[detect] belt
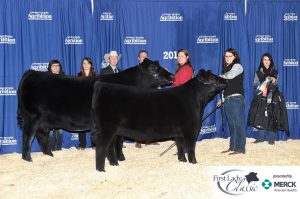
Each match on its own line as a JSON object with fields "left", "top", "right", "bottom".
{"left": 224, "top": 93, "right": 243, "bottom": 100}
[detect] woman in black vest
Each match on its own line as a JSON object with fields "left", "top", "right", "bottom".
{"left": 217, "top": 48, "right": 246, "bottom": 155}
{"left": 249, "top": 53, "right": 279, "bottom": 145}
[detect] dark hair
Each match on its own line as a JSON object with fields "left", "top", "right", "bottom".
{"left": 223, "top": 48, "right": 240, "bottom": 69}
{"left": 259, "top": 53, "right": 275, "bottom": 70}
{"left": 176, "top": 49, "right": 193, "bottom": 72}
{"left": 138, "top": 50, "right": 148, "bottom": 57}
{"left": 48, "top": 59, "right": 64, "bottom": 74}
{"left": 78, "top": 57, "right": 96, "bottom": 77}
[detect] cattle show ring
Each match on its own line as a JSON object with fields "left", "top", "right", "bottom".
{"left": 1, "top": 0, "right": 300, "bottom": 198}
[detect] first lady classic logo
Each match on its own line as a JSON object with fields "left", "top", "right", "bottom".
{"left": 214, "top": 170, "right": 259, "bottom": 195}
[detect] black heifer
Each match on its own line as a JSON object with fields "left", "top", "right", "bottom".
{"left": 17, "top": 59, "right": 173, "bottom": 162}
{"left": 91, "top": 69, "right": 228, "bottom": 172}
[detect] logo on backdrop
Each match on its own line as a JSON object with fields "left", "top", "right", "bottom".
{"left": 160, "top": 13, "right": 183, "bottom": 22}
{"left": 200, "top": 124, "right": 217, "bottom": 134}
{"left": 71, "top": 133, "right": 79, "bottom": 141}
{"left": 31, "top": 63, "right": 48, "bottom": 71}
{"left": 28, "top": 12, "right": 52, "bottom": 20}
{"left": 214, "top": 170, "right": 259, "bottom": 195}
{"left": 197, "top": 35, "right": 219, "bottom": 44}
{"left": 124, "top": 36, "right": 147, "bottom": 45}
{"left": 0, "top": 35, "right": 16, "bottom": 45}
{"left": 0, "top": 87, "right": 17, "bottom": 96}
{"left": 0, "top": 137, "right": 17, "bottom": 146}
{"left": 65, "top": 36, "right": 83, "bottom": 45}
{"left": 224, "top": 13, "right": 238, "bottom": 21}
{"left": 100, "top": 12, "right": 114, "bottom": 21}
{"left": 286, "top": 102, "right": 299, "bottom": 110}
{"left": 255, "top": 35, "right": 273, "bottom": 43}
{"left": 283, "top": 13, "right": 298, "bottom": 21}
{"left": 283, "top": 59, "right": 299, "bottom": 67}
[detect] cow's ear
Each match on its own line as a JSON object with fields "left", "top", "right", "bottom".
{"left": 196, "top": 69, "right": 206, "bottom": 82}
{"left": 153, "top": 60, "right": 159, "bottom": 65}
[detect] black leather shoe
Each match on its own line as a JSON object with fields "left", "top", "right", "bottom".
{"left": 221, "top": 149, "right": 232, "bottom": 153}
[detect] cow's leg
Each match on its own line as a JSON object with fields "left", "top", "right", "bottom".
{"left": 22, "top": 118, "right": 40, "bottom": 162}
{"left": 95, "top": 132, "right": 114, "bottom": 172}
{"left": 107, "top": 140, "right": 119, "bottom": 166}
{"left": 183, "top": 135, "right": 197, "bottom": 164}
{"left": 115, "top": 136, "right": 125, "bottom": 161}
{"left": 175, "top": 136, "right": 187, "bottom": 162}
{"left": 36, "top": 129, "right": 53, "bottom": 157}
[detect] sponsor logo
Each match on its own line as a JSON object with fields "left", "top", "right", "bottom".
{"left": 160, "top": 13, "right": 183, "bottom": 21}
{"left": 0, "top": 137, "right": 17, "bottom": 145}
{"left": 124, "top": 36, "right": 147, "bottom": 45}
{"left": 100, "top": 12, "right": 114, "bottom": 21}
{"left": 71, "top": 133, "right": 79, "bottom": 141}
{"left": 214, "top": 170, "right": 259, "bottom": 195}
{"left": 0, "top": 35, "right": 16, "bottom": 44}
{"left": 197, "top": 35, "right": 219, "bottom": 44}
{"left": 283, "top": 59, "right": 299, "bottom": 67}
{"left": 273, "top": 174, "right": 298, "bottom": 192}
{"left": 255, "top": 35, "right": 273, "bottom": 43}
{"left": 262, "top": 179, "right": 273, "bottom": 189}
{"left": 224, "top": 12, "right": 238, "bottom": 21}
{"left": 283, "top": 13, "right": 298, "bottom": 21}
{"left": 200, "top": 124, "right": 216, "bottom": 134}
{"left": 31, "top": 63, "right": 48, "bottom": 71}
{"left": 0, "top": 87, "right": 17, "bottom": 96}
{"left": 28, "top": 12, "right": 52, "bottom": 20}
{"left": 65, "top": 36, "right": 83, "bottom": 45}
{"left": 286, "top": 102, "right": 299, "bottom": 110}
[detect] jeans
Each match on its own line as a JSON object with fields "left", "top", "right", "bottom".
{"left": 224, "top": 95, "right": 246, "bottom": 153}
{"left": 256, "top": 130, "right": 277, "bottom": 142}
{"left": 49, "top": 129, "right": 62, "bottom": 151}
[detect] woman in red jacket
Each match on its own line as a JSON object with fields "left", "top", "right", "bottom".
{"left": 173, "top": 49, "right": 194, "bottom": 87}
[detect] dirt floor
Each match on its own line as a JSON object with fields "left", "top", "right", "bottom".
{"left": 1, "top": 138, "right": 300, "bottom": 199}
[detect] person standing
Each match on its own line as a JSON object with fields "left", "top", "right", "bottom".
{"left": 217, "top": 48, "right": 246, "bottom": 155}
{"left": 77, "top": 57, "right": 96, "bottom": 150}
{"left": 100, "top": 50, "right": 122, "bottom": 74}
{"left": 248, "top": 53, "right": 289, "bottom": 145}
{"left": 48, "top": 59, "right": 64, "bottom": 151}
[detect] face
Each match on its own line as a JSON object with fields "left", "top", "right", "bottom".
{"left": 177, "top": 52, "right": 188, "bottom": 66}
{"left": 262, "top": 56, "right": 271, "bottom": 69}
{"left": 82, "top": 59, "right": 92, "bottom": 72}
{"left": 224, "top": 52, "right": 235, "bottom": 65}
{"left": 139, "top": 52, "right": 148, "bottom": 63}
{"left": 109, "top": 56, "right": 118, "bottom": 66}
{"left": 50, "top": 64, "right": 60, "bottom": 74}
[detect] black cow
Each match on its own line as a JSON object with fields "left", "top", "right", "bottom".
{"left": 17, "top": 59, "right": 173, "bottom": 162}
{"left": 91, "top": 69, "right": 228, "bottom": 172}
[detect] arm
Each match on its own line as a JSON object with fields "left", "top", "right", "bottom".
{"left": 253, "top": 73, "right": 260, "bottom": 88}
{"left": 220, "top": 64, "right": 243, "bottom": 79}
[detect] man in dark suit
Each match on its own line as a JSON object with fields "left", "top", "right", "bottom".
{"left": 100, "top": 50, "right": 122, "bottom": 75}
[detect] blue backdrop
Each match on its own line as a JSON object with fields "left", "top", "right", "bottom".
{"left": 0, "top": 0, "right": 299, "bottom": 154}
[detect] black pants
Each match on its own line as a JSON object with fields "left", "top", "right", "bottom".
{"left": 78, "top": 132, "right": 95, "bottom": 148}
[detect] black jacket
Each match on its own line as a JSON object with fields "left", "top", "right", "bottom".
{"left": 100, "top": 65, "right": 122, "bottom": 75}
{"left": 248, "top": 88, "right": 289, "bottom": 134}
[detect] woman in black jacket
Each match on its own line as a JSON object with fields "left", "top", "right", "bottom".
{"left": 248, "top": 53, "right": 288, "bottom": 145}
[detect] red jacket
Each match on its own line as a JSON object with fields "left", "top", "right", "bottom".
{"left": 172, "top": 65, "right": 194, "bottom": 87}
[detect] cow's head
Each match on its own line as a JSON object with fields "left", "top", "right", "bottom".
{"left": 139, "top": 58, "right": 174, "bottom": 87}
{"left": 196, "top": 69, "right": 228, "bottom": 97}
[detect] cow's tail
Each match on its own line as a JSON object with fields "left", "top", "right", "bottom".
{"left": 17, "top": 70, "right": 32, "bottom": 129}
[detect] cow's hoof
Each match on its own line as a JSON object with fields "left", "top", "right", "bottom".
{"left": 22, "top": 156, "right": 32, "bottom": 162}
{"left": 96, "top": 168, "right": 106, "bottom": 172}
{"left": 44, "top": 151, "right": 54, "bottom": 157}
{"left": 178, "top": 157, "right": 187, "bottom": 162}
{"left": 189, "top": 160, "right": 197, "bottom": 164}
{"left": 117, "top": 154, "right": 126, "bottom": 161}
{"left": 109, "top": 160, "right": 119, "bottom": 166}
